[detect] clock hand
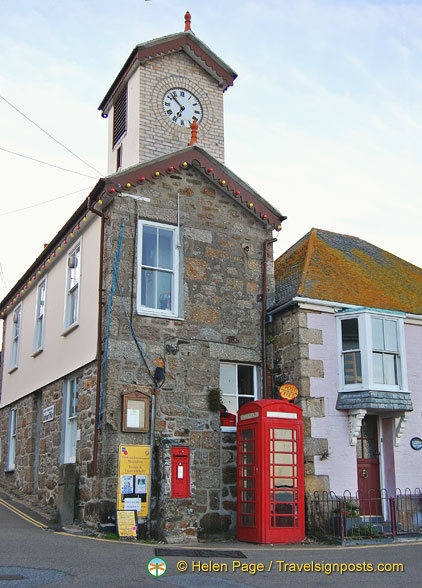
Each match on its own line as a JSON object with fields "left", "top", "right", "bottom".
{"left": 172, "top": 95, "right": 183, "bottom": 108}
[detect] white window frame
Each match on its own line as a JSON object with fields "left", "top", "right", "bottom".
{"left": 62, "top": 378, "right": 78, "bottom": 464}
{"left": 33, "top": 278, "right": 47, "bottom": 354}
{"left": 9, "top": 305, "right": 22, "bottom": 372}
{"left": 136, "top": 220, "right": 180, "bottom": 318}
{"left": 220, "top": 363, "right": 259, "bottom": 431}
{"left": 64, "top": 241, "right": 81, "bottom": 332}
{"left": 7, "top": 408, "right": 17, "bottom": 471}
{"left": 337, "top": 311, "right": 408, "bottom": 392}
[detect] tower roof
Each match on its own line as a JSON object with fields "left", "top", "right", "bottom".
{"left": 99, "top": 31, "right": 237, "bottom": 114}
{"left": 274, "top": 228, "right": 422, "bottom": 314}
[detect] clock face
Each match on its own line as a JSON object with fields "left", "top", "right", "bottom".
{"left": 162, "top": 88, "right": 203, "bottom": 127}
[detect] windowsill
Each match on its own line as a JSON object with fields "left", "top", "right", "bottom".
{"left": 31, "top": 348, "right": 43, "bottom": 358}
{"left": 8, "top": 366, "right": 17, "bottom": 375}
{"left": 137, "top": 309, "right": 183, "bottom": 321}
{"left": 339, "top": 386, "right": 410, "bottom": 394}
{"left": 221, "top": 426, "right": 237, "bottom": 433}
{"left": 61, "top": 322, "right": 79, "bottom": 337}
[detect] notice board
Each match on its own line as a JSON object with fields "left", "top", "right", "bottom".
{"left": 117, "top": 445, "right": 151, "bottom": 518}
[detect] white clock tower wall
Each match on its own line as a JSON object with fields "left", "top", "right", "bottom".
{"left": 106, "top": 49, "right": 225, "bottom": 174}
{"left": 106, "top": 68, "right": 141, "bottom": 175}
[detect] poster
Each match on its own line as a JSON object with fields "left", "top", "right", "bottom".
{"left": 116, "top": 510, "right": 137, "bottom": 537}
{"left": 117, "top": 445, "right": 151, "bottom": 517}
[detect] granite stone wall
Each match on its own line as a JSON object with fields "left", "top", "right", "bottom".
{"left": 90, "top": 164, "right": 272, "bottom": 540}
{"left": 272, "top": 306, "right": 329, "bottom": 494}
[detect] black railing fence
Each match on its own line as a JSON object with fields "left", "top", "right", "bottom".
{"left": 307, "top": 488, "right": 422, "bottom": 541}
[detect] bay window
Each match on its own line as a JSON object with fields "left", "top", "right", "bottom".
{"left": 338, "top": 311, "right": 406, "bottom": 391}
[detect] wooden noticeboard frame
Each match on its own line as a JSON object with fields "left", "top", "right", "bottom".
{"left": 122, "top": 391, "right": 151, "bottom": 432}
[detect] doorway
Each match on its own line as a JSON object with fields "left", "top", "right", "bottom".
{"left": 356, "top": 415, "right": 382, "bottom": 516}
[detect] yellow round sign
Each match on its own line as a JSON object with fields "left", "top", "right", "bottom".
{"left": 279, "top": 383, "right": 299, "bottom": 400}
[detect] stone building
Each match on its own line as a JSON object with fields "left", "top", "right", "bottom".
{"left": 270, "top": 228, "right": 422, "bottom": 516}
{"left": 0, "top": 14, "right": 285, "bottom": 541}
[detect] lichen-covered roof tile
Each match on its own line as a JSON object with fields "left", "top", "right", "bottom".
{"left": 274, "top": 228, "right": 422, "bottom": 314}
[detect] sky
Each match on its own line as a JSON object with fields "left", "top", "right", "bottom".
{"left": 1, "top": 0, "right": 422, "bottom": 303}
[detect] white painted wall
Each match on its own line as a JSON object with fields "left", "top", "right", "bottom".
{"left": 308, "top": 311, "right": 360, "bottom": 494}
{"left": 308, "top": 310, "right": 422, "bottom": 494}
{"left": 0, "top": 216, "right": 101, "bottom": 408}
{"left": 106, "top": 67, "right": 140, "bottom": 175}
{"left": 394, "top": 323, "right": 422, "bottom": 490}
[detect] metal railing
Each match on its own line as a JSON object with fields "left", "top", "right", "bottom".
{"left": 307, "top": 488, "right": 422, "bottom": 542}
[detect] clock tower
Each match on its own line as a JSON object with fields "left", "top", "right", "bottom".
{"left": 99, "top": 12, "right": 237, "bottom": 174}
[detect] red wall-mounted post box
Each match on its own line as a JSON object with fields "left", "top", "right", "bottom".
{"left": 171, "top": 446, "right": 190, "bottom": 498}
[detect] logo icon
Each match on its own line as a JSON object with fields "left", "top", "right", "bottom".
{"left": 148, "top": 557, "right": 167, "bottom": 577}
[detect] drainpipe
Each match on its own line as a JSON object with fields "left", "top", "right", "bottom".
{"left": 262, "top": 237, "right": 277, "bottom": 399}
{"left": 87, "top": 195, "right": 106, "bottom": 477}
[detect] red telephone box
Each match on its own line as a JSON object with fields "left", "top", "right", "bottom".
{"left": 237, "top": 399, "right": 305, "bottom": 544}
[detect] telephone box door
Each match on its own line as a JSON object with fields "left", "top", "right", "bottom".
{"left": 264, "top": 422, "right": 304, "bottom": 543}
{"left": 237, "top": 424, "right": 259, "bottom": 542}
{"left": 237, "top": 399, "right": 305, "bottom": 544}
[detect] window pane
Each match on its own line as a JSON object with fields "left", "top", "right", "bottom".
{"left": 141, "top": 268, "right": 156, "bottom": 308}
{"left": 142, "top": 226, "right": 157, "bottom": 267}
{"left": 157, "top": 271, "right": 172, "bottom": 310}
{"left": 373, "top": 352, "right": 384, "bottom": 384}
{"left": 220, "top": 364, "right": 236, "bottom": 396}
{"left": 372, "top": 318, "right": 384, "bottom": 350}
{"left": 341, "top": 319, "right": 359, "bottom": 351}
{"left": 384, "top": 354, "right": 398, "bottom": 385}
{"left": 238, "top": 365, "right": 254, "bottom": 395}
{"left": 158, "top": 229, "right": 173, "bottom": 270}
{"left": 343, "top": 351, "right": 362, "bottom": 384}
{"left": 384, "top": 320, "right": 398, "bottom": 352}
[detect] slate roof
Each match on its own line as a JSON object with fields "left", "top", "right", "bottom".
{"left": 273, "top": 228, "right": 422, "bottom": 314}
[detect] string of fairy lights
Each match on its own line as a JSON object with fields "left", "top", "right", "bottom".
{"left": 1, "top": 158, "right": 284, "bottom": 318}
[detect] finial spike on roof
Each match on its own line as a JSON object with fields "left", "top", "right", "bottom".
{"left": 184, "top": 11, "right": 192, "bottom": 31}
{"left": 189, "top": 119, "right": 198, "bottom": 146}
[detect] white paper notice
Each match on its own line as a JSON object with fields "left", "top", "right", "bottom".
{"left": 127, "top": 409, "right": 139, "bottom": 428}
{"left": 124, "top": 498, "right": 142, "bottom": 511}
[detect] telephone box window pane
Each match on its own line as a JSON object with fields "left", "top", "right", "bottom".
{"left": 241, "top": 490, "right": 255, "bottom": 502}
{"left": 243, "top": 453, "right": 254, "bottom": 465}
{"left": 241, "top": 429, "right": 254, "bottom": 440}
{"left": 242, "top": 466, "right": 253, "bottom": 477}
{"left": 242, "top": 478, "right": 254, "bottom": 489}
{"left": 241, "top": 502, "right": 255, "bottom": 514}
{"left": 274, "top": 516, "right": 294, "bottom": 527}
{"left": 273, "top": 428, "right": 293, "bottom": 440}
{"left": 242, "top": 440, "right": 254, "bottom": 453}
{"left": 242, "top": 516, "right": 255, "bottom": 526}
{"left": 273, "top": 440, "right": 293, "bottom": 454}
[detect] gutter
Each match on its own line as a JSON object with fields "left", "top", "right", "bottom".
{"left": 87, "top": 194, "right": 106, "bottom": 477}
{"left": 262, "top": 238, "right": 277, "bottom": 399}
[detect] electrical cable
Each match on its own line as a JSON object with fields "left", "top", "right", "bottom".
{"left": 0, "top": 93, "right": 103, "bottom": 176}
{"left": 0, "top": 146, "right": 98, "bottom": 179}
{"left": 106, "top": 222, "right": 156, "bottom": 385}
{"left": 98, "top": 222, "right": 125, "bottom": 428}
{"left": 0, "top": 187, "right": 93, "bottom": 218}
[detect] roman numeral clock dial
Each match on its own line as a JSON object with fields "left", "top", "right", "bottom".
{"left": 162, "top": 88, "right": 203, "bottom": 127}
